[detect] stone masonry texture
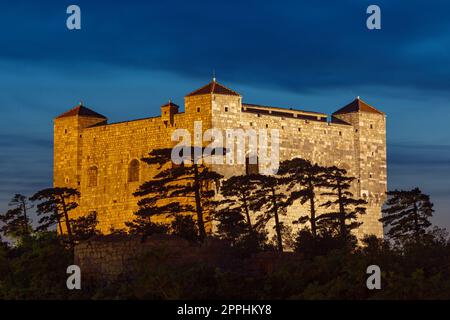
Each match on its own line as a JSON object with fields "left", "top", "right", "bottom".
{"left": 54, "top": 80, "right": 387, "bottom": 240}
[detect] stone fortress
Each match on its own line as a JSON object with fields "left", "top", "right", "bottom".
{"left": 54, "top": 79, "right": 387, "bottom": 239}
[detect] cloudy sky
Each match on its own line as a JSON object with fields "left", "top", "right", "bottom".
{"left": 0, "top": 0, "right": 449, "bottom": 230}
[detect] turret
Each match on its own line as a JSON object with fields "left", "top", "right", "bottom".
{"left": 53, "top": 103, "right": 107, "bottom": 189}
{"left": 332, "top": 97, "right": 387, "bottom": 237}
{"left": 160, "top": 101, "right": 179, "bottom": 128}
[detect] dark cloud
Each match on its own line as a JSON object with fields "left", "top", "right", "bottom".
{"left": 0, "top": 0, "right": 450, "bottom": 230}
{"left": 0, "top": 133, "right": 51, "bottom": 149}
{"left": 388, "top": 143, "right": 450, "bottom": 166}
{"left": 1, "top": 1, "right": 450, "bottom": 93}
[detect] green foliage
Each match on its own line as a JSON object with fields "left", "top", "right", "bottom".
{"left": 0, "top": 231, "right": 80, "bottom": 299}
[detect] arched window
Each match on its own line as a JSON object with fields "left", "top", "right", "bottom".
{"left": 128, "top": 159, "right": 140, "bottom": 182}
{"left": 88, "top": 166, "right": 98, "bottom": 187}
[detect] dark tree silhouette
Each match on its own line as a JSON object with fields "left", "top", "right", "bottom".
{"left": 250, "top": 175, "right": 290, "bottom": 252}
{"left": 380, "top": 188, "right": 434, "bottom": 243}
{"left": 126, "top": 218, "right": 169, "bottom": 237}
{"left": 278, "top": 158, "right": 328, "bottom": 238}
{"left": 129, "top": 148, "right": 223, "bottom": 241}
{"left": 319, "top": 166, "right": 367, "bottom": 241}
{"left": 212, "top": 175, "right": 268, "bottom": 250}
{"left": 170, "top": 214, "right": 199, "bottom": 242}
{"left": 0, "top": 194, "right": 33, "bottom": 240}
{"left": 30, "top": 187, "right": 80, "bottom": 244}
{"left": 70, "top": 211, "right": 100, "bottom": 241}
{"left": 213, "top": 175, "right": 262, "bottom": 233}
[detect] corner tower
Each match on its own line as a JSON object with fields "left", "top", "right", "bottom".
{"left": 332, "top": 97, "right": 387, "bottom": 238}
{"left": 53, "top": 104, "right": 107, "bottom": 190}
{"left": 184, "top": 79, "right": 241, "bottom": 146}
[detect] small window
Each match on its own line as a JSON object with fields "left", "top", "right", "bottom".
{"left": 128, "top": 159, "right": 140, "bottom": 182}
{"left": 339, "top": 131, "right": 342, "bottom": 136}
{"left": 282, "top": 126, "right": 285, "bottom": 130}
{"left": 257, "top": 114, "right": 261, "bottom": 117}
{"left": 250, "top": 122, "right": 253, "bottom": 126}
{"left": 64, "top": 129, "right": 68, "bottom": 134}
{"left": 266, "top": 124, "right": 269, "bottom": 128}
{"left": 298, "top": 128, "right": 301, "bottom": 132}
{"left": 88, "top": 166, "right": 98, "bottom": 187}
{"left": 224, "top": 107, "right": 229, "bottom": 112}
{"left": 370, "top": 124, "right": 373, "bottom": 129}
{"left": 197, "top": 107, "right": 200, "bottom": 112}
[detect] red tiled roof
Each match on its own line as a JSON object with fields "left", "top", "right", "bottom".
{"left": 161, "top": 101, "right": 180, "bottom": 108}
{"left": 333, "top": 97, "right": 384, "bottom": 115}
{"left": 186, "top": 80, "right": 240, "bottom": 97}
{"left": 55, "top": 104, "right": 107, "bottom": 119}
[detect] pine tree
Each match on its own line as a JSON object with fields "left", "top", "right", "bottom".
{"left": 250, "top": 175, "right": 290, "bottom": 252}
{"left": 380, "top": 188, "right": 434, "bottom": 243}
{"left": 30, "top": 187, "right": 80, "bottom": 244}
{"left": 70, "top": 211, "right": 100, "bottom": 241}
{"left": 278, "top": 158, "right": 327, "bottom": 237}
{"left": 0, "top": 194, "right": 33, "bottom": 240}
{"left": 129, "top": 148, "right": 223, "bottom": 241}
{"left": 214, "top": 175, "right": 260, "bottom": 234}
{"left": 319, "top": 166, "right": 367, "bottom": 241}
{"left": 213, "top": 174, "right": 267, "bottom": 248}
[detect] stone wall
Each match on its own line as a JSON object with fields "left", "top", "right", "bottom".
{"left": 74, "top": 235, "right": 239, "bottom": 282}
{"left": 54, "top": 81, "right": 386, "bottom": 239}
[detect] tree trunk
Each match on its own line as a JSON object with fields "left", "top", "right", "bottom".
{"left": 242, "top": 195, "right": 254, "bottom": 233}
{"left": 337, "top": 180, "right": 346, "bottom": 240}
{"left": 59, "top": 195, "right": 73, "bottom": 244}
{"left": 271, "top": 187, "right": 283, "bottom": 253}
{"left": 308, "top": 180, "right": 317, "bottom": 238}
{"left": 413, "top": 200, "right": 420, "bottom": 242}
{"left": 193, "top": 164, "right": 207, "bottom": 241}
{"left": 20, "top": 199, "right": 29, "bottom": 235}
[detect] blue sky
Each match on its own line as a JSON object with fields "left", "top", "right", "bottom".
{"left": 0, "top": 0, "right": 449, "bottom": 230}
